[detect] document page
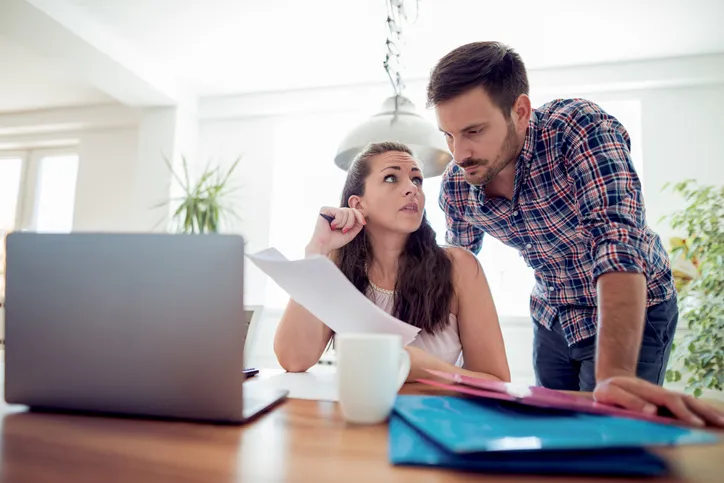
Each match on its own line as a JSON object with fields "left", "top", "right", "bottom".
{"left": 247, "top": 248, "right": 420, "bottom": 345}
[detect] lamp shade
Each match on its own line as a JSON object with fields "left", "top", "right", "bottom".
{"left": 334, "top": 95, "right": 452, "bottom": 178}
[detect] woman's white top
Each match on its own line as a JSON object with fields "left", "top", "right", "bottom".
{"left": 366, "top": 281, "right": 463, "bottom": 366}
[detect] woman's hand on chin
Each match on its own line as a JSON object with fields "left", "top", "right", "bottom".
{"left": 306, "top": 206, "right": 366, "bottom": 257}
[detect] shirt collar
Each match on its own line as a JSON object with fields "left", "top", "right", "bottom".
{"left": 518, "top": 110, "right": 539, "bottom": 167}
{"left": 511, "top": 111, "right": 540, "bottom": 203}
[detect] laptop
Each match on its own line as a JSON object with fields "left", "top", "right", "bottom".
{"left": 3, "top": 232, "right": 288, "bottom": 423}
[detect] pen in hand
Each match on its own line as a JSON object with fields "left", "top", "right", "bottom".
{"left": 319, "top": 213, "right": 335, "bottom": 225}
{"left": 318, "top": 209, "right": 366, "bottom": 234}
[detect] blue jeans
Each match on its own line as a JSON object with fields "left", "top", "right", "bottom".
{"left": 533, "top": 296, "right": 679, "bottom": 391}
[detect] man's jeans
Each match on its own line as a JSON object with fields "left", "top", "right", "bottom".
{"left": 533, "top": 296, "right": 679, "bottom": 391}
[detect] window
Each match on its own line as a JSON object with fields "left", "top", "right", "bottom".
{"left": 0, "top": 155, "right": 24, "bottom": 298}
{"left": 0, "top": 155, "right": 23, "bottom": 232}
{"left": 33, "top": 154, "right": 80, "bottom": 233}
{"left": 0, "top": 150, "right": 79, "bottom": 300}
{"left": 10, "top": 150, "right": 80, "bottom": 233}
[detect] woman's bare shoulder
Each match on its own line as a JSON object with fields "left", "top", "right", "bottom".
{"left": 441, "top": 246, "right": 485, "bottom": 317}
{"left": 442, "top": 245, "right": 482, "bottom": 275}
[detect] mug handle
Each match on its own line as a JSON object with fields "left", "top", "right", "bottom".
{"left": 397, "top": 348, "right": 411, "bottom": 390}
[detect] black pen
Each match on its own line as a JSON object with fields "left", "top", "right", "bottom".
{"left": 320, "top": 212, "right": 366, "bottom": 231}
{"left": 320, "top": 213, "right": 360, "bottom": 232}
{"left": 319, "top": 213, "right": 335, "bottom": 224}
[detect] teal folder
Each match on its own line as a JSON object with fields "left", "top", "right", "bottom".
{"left": 389, "top": 396, "right": 718, "bottom": 476}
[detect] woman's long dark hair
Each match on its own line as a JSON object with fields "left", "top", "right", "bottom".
{"left": 331, "top": 142, "right": 454, "bottom": 334}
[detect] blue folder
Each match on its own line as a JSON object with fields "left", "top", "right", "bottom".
{"left": 389, "top": 396, "right": 718, "bottom": 476}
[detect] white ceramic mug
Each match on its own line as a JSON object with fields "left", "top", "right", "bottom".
{"left": 336, "top": 333, "right": 411, "bottom": 424}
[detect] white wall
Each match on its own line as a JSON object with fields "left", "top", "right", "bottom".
{"left": 73, "top": 129, "right": 139, "bottom": 231}
{"left": 640, "top": 85, "right": 724, "bottom": 242}
{"left": 198, "top": 116, "right": 284, "bottom": 306}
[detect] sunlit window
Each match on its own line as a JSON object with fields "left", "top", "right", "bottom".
{"left": 34, "top": 154, "right": 80, "bottom": 233}
{"left": 0, "top": 156, "right": 23, "bottom": 232}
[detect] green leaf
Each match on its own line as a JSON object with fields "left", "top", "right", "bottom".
{"left": 181, "top": 155, "right": 191, "bottom": 192}
{"left": 220, "top": 156, "right": 242, "bottom": 187}
{"left": 156, "top": 154, "right": 242, "bottom": 234}
{"left": 162, "top": 153, "right": 191, "bottom": 196}
{"left": 664, "top": 180, "right": 724, "bottom": 395}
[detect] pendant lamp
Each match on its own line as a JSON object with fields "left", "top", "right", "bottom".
{"left": 333, "top": 0, "right": 452, "bottom": 177}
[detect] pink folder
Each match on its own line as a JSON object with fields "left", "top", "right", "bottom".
{"left": 418, "top": 370, "right": 689, "bottom": 427}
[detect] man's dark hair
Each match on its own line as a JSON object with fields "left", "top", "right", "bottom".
{"left": 426, "top": 41, "right": 529, "bottom": 118}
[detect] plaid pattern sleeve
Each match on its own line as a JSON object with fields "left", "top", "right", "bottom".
{"left": 438, "top": 163, "right": 484, "bottom": 254}
{"left": 561, "top": 107, "right": 649, "bottom": 284}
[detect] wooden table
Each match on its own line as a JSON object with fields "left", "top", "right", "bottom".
{"left": 0, "top": 380, "right": 722, "bottom": 483}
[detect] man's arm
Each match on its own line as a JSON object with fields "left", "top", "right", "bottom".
{"left": 596, "top": 271, "right": 646, "bottom": 380}
{"left": 438, "top": 164, "right": 484, "bottom": 254}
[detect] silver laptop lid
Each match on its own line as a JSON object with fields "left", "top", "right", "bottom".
{"left": 4, "top": 232, "right": 247, "bottom": 422}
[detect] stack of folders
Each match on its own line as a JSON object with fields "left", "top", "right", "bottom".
{"left": 388, "top": 371, "right": 719, "bottom": 477}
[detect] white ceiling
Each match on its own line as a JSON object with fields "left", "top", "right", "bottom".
{"left": 64, "top": 0, "right": 724, "bottom": 95}
{"left": 0, "top": 33, "right": 113, "bottom": 113}
{"left": 2, "top": 0, "right": 724, "bottom": 112}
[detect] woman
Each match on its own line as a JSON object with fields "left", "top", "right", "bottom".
{"left": 273, "top": 141, "right": 510, "bottom": 382}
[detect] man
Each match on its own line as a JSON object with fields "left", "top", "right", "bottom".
{"left": 430, "top": 41, "right": 723, "bottom": 427}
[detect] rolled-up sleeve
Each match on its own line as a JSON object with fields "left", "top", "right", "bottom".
{"left": 438, "top": 164, "right": 484, "bottom": 255}
{"left": 562, "top": 107, "right": 649, "bottom": 283}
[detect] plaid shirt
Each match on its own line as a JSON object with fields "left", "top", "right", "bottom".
{"left": 439, "top": 98, "right": 675, "bottom": 346}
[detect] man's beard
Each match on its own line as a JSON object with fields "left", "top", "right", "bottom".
{"left": 461, "top": 120, "right": 519, "bottom": 186}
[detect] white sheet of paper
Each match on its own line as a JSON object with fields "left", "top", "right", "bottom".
{"left": 247, "top": 248, "right": 420, "bottom": 345}
{"left": 261, "top": 369, "right": 339, "bottom": 401}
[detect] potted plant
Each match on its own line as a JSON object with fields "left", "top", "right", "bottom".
{"left": 663, "top": 179, "right": 724, "bottom": 397}
{"left": 156, "top": 155, "right": 242, "bottom": 234}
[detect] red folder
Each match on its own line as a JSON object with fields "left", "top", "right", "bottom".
{"left": 418, "top": 370, "right": 690, "bottom": 427}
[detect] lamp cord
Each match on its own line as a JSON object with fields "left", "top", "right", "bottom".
{"left": 383, "top": 0, "right": 420, "bottom": 107}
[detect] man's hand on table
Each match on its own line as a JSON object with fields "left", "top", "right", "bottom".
{"left": 594, "top": 376, "right": 724, "bottom": 428}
